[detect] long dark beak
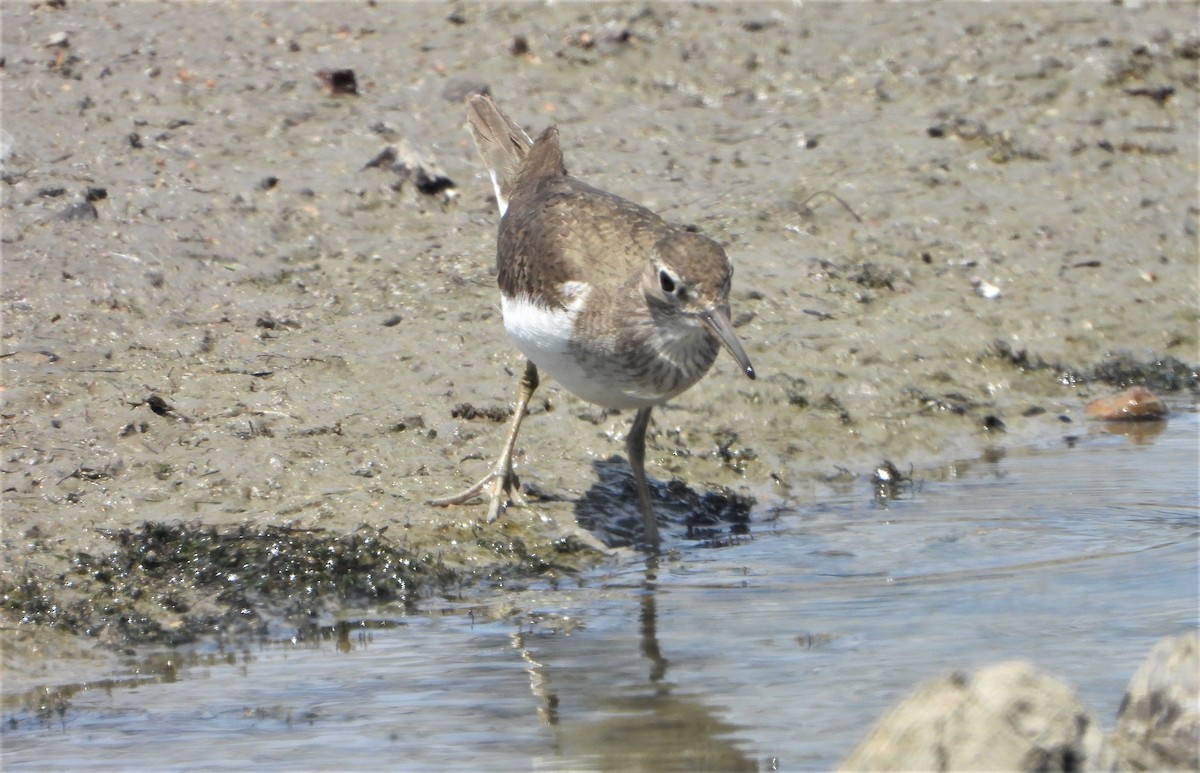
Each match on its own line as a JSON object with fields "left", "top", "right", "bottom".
{"left": 700, "top": 306, "right": 756, "bottom": 380}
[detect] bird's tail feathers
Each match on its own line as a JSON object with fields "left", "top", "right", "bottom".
{"left": 465, "top": 94, "right": 533, "bottom": 217}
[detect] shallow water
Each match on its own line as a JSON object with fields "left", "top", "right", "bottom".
{"left": 3, "top": 413, "right": 1197, "bottom": 771}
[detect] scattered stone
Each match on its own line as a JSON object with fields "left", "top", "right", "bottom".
{"left": 394, "top": 139, "right": 455, "bottom": 197}
{"left": 1123, "top": 85, "right": 1174, "bottom": 106}
{"left": 145, "top": 394, "right": 174, "bottom": 417}
{"left": 315, "top": 68, "right": 358, "bottom": 95}
{"left": 1111, "top": 633, "right": 1199, "bottom": 771}
{"left": 130, "top": 394, "right": 192, "bottom": 423}
{"left": 505, "top": 35, "right": 530, "bottom": 56}
{"left": 392, "top": 415, "right": 425, "bottom": 432}
{"left": 1084, "top": 386, "right": 1167, "bottom": 421}
{"left": 364, "top": 140, "right": 456, "bottom": 200}
{"left": 742, "top": 18, "right": 780, "bottom": 32}
{"left": 971, "top": 276, "right": 1003, "bottom": 299}
{"left": 839, "top": 661, "right": 1117, "bottom": 771}
{"left": 255, "top": 313, "right": 299, "bottom": 331}
{"left": 850, "top": 262, "right": 896, "bottom": 291}
{"left": 566, "top": 23, "right": 632, "bottom": 51}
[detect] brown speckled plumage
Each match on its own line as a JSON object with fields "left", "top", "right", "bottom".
{"left": 431, "top": 94, "right": 754, "bottom": 550}
{"left": 497, "top": 126, "right": 734, "bottom": 402}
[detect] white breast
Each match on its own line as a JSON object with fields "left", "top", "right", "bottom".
{"left": 501, "top": 285, "right": 661, "bottom": 410}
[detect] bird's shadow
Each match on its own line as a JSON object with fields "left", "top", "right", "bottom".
{"left": 567, "top": 456, "right": 754, "bottom": 549}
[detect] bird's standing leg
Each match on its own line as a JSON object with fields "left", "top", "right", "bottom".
{"left": 626, "top": 406, "right": 660, "bottom": 551}
{"left": 429, "top": 359, "right": 539, "bottom": 522}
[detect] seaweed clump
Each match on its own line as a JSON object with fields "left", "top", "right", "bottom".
{"left": 1, "top": 522, "right": 457, "bottom": 647}
{"left": 987, "top": 342, "right": 1199, "bottom": 394}
{"left": 474, "top": 533, "right": 598, "bottom": 584}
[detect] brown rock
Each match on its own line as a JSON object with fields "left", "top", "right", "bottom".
{"left": 1112, "top": 633, "right": 1199, "bottom": 771}
{"left": 1084, "top": 387, "right": 1168, "bottom": 421}
{"left": 839, "top": 661, "right": 1116, "bottom": 771}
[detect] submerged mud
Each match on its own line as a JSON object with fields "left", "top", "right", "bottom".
{"left": 2, "top": 2, "right": 1197, "bottom": 680}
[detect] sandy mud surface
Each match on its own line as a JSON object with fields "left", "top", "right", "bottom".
{"left": 2, "top": 2, "right": 1197, "bottom": 685}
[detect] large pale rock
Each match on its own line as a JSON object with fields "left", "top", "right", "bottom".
{"left": 1112, "top": 633, "right": 1199, "bottom": 771}
{"left": 839, "top": 661, "right": 1116, "bottom": 771}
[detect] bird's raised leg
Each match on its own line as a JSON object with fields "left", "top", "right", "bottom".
{"left": 429, "top": 359, "right": 539, "bottom": 522}
{"left": 626, "top": 406, "right": 660, "bottom": 552}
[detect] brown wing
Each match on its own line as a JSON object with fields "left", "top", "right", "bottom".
{"left": 497, "top": 128, "right": 674, "bottom": 305}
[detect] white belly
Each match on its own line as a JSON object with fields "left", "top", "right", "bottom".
{"left": 501, "top": 290, "right": 662, "bottom": 409}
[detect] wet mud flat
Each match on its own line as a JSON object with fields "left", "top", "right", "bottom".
{"left": 2, "top": 2, "right": 1197, "bottom": 693}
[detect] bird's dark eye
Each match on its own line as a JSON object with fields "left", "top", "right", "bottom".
{"left": 659, "top": 270, "right": 676, "bottom": 293}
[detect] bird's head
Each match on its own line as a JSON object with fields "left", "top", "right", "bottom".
{"left": 642, "top": 231, "right": 755, "bottom": 380}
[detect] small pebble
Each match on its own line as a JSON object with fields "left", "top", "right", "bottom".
{"left": 970, "top": 277, "right": 1002, "bottom": 299}
{"left": 1084, "top": 386, "right": 1167, "bottom": 421}
{"left": 315, "top": 68, "right": 357, "bottom": 95}
{"left": 505, "top": 35, "right": 530, "bottom": 56}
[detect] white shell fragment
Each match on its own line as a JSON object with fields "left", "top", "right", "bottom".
{"left": 970, "top": 277, "right": 1002, "bottom": 299}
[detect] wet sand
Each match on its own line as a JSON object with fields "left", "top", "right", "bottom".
{"left": 2, "top": 2, "right": 1197, "bottom": 685}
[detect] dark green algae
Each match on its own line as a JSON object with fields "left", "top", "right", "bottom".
{"left": 987, "top": 343, "right": 1199, "bottom": 394}
{"left": 1, "top": 520, "right": 601, "bottom": 648}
